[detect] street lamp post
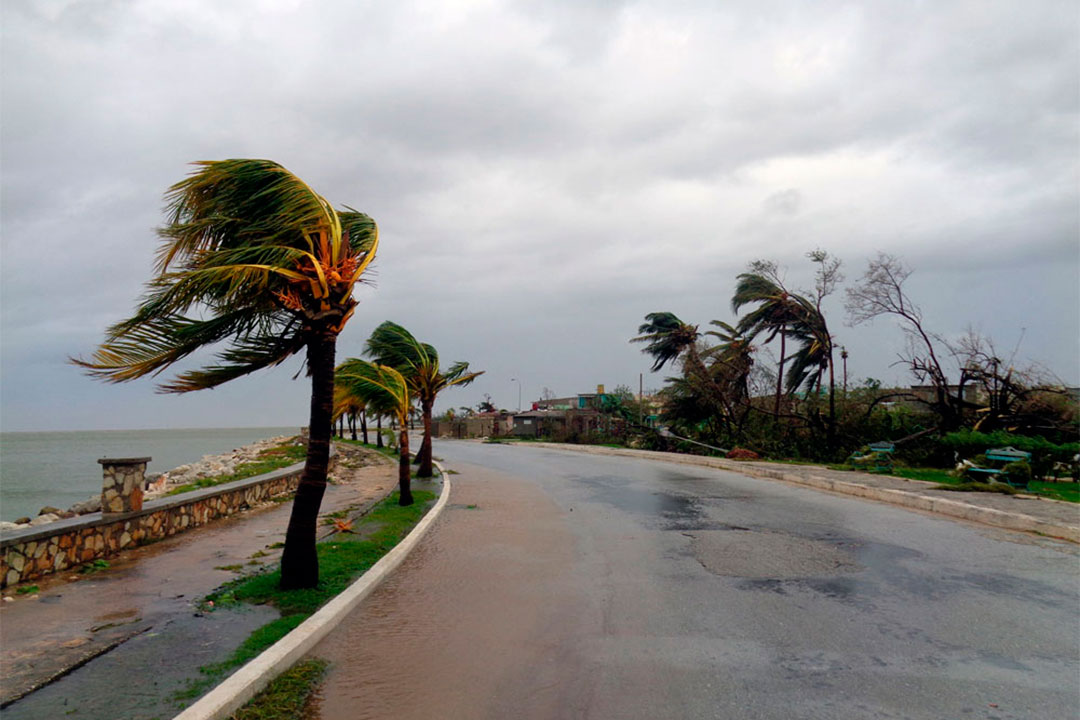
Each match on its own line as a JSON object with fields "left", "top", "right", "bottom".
{"left": 510, "top": 377, "right": 522, "bottom": 412}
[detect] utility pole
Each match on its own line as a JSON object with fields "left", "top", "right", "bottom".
{"left": 511, "top": 377, "right": 522, "bottom": 412}
{"left": 639, "top": 372, "right": 644, "bottom": 427}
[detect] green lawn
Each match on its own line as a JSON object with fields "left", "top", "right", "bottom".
{"left": 768, "top": 459, "right": 1080, "bottom": 503}
{"left": 167, "top": 441, "right": 307, "bottom": 495}
{"left": 334, "top": 436, "right": 398, "bottom": 460}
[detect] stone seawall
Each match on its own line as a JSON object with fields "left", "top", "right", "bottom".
{"left": 0, "top": 456, "right": 331, "bottom": 588}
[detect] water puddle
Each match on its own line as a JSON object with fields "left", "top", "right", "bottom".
{"left": 689, "top": 529, "right": 862, "bottom": 579}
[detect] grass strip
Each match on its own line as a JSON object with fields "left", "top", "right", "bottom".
{"left": 334, "top": 436, "right": 399, "bottom": 460}
{"left": 167, "top": 442, "right": 308, "bottom": 496}
{"left": 174, "top": 490, "right": 436, "bottom": 706}
{"left": 827, "top": 463, "right": 1079, "bottom": 503}
{"left": 229, "top": 658, "right": 328, "bottom": 720}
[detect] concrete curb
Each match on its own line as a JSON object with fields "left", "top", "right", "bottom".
{"left": 173, "top": 463, "right": 451, "bottom": 720}
{"left": 516, "top": 442, "right": 1080, "bottom": 544}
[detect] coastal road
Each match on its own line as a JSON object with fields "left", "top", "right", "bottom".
{"left": 308, "top": 441, "right": 1079, "bottom": 720}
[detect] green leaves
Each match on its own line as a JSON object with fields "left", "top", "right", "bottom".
{"left": 336, "top": 359, "right": 410, "bottom": 424}
{"left": 73, "top": 159, "right": 378, "bottom": 393}
{"left": 631, "top": 312, "right": 700, "bottom": 372}
{"left": 363, "top": 321, "right": 482, "bottom": 404}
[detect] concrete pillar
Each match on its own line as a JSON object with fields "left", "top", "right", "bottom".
{"left": 98, "top": 457, "right": 150, "bottom": 515}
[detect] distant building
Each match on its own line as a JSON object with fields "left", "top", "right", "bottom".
{"left": 433, "top": 412, "right": 512, "bottom": 439}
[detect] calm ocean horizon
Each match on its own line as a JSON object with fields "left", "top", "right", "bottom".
{"left": 0, "top": 426, "right": 299, "bottom": 522}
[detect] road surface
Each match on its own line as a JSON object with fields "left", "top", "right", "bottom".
{"left": 308, "top": 441, "right": 1079, "bottom": 720}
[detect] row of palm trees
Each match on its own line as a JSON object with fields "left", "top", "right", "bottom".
{"left": 633, "top": 254, "right": 840, "bottom": 446}
{"left": 333, "top": 322, "right": 481, "bottom": 506}
{"left": 75, "top": 159, "right": 479, "bottom": 590}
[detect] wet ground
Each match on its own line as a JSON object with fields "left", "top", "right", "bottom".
{"left": 308, "top": 441, "right": 1079, "bottom": 720}
{"left": 1, "top": 445, "right": 396, "bottom": 719}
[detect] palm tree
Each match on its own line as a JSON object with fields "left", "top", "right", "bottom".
{"left": 336, "top": 359, "right": 415, "bottom": 505}
{"left": 704, "top": 320, "right": 756, "bottom": 430}
{"left": 364, "top": 321, "right": 482, "bottom": 478}
{"left": 631, "top": 312, "right": 701, "bottom": 372}
{"left": 731, "top": 269, "right": 806, "bottom": 417}
{"left": 72, "top": 159, "right": 378, "bottom": 590}
{"left": 333, "top": 382, "right": 367, "bottom": 441}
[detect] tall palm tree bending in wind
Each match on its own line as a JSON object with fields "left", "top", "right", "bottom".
{"left": 73, "top": 159, "right": 378, "bottom": 590}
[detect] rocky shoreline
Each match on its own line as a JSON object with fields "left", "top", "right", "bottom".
{"left": 0, "top": 435, "right": 299, "bottom": 532}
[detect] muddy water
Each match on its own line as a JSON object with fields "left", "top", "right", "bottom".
{"left": 309, "top": 464, "right": 585, "bottom": 720}
{"left": 1, "top": 448, "right": 396, "bottom": 714}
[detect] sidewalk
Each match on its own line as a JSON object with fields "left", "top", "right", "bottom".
{"left": 524, "top": 442, "right": 1080, "bottom": 544}
{"left": 0, "top": 444, "right": 397, "bottom": 718}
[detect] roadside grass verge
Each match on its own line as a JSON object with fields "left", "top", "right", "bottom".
{"left": 173, "top": 489, "right": 436, "bottom": 707}
{"left": 229, "top": 659, "right": 328, "bottom": 720}
{"left": 830, "top": 463, "right": 1079, "bottom": 502}
{"left": 334, "top": 436, "right": 398, "bottom": 460}
{"left": 638, "top": 450, "right": 1080, "bottom": 504}
{"left": 167, "top": 441, "right": 307, "bottom": 496}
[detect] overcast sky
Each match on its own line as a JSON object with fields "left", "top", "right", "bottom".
{"left": 2, "top": 0, "right": 1077, "bottom": 432}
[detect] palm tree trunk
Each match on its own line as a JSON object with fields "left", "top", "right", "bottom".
{"left": 376, "top": 415, "right": 383, "bottom": 448}
{"left": 827, "top": 348, "right": 837, "bottom": 449}
{"left": 361, "top": 413, "right": 368, "bottom": 444}
{"left": 418, "top": 398, "right": 434, "bottom": 478}
{"left": 398, "top": 424, "right": 413, "bottom": 506}
{"left": 280, "top": 331, "right": 336, "bottom": 590}
{"left": 774, "top": 328, "right": 786, "bottom": 417}
{"left": 349, "top": 412, "right": 357, "bottom": 441}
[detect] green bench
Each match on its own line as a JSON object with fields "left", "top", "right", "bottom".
{"left": 966, "top": 446, "right": 1033, "bottom": 490}
{"left": 848, "top": 441, "right": 895, "bottom": 473}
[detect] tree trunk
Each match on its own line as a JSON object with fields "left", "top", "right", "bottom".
{"left": 376, "top": 415, "right": 383, "bottom": 448}
{"left": 398, "top": 424, "right": 414, "bottom": 506}
{"left": 349, "top": 412, "right": 357, "bottom": 441}
{"left": 827, "top": 347, "right": 837, "bottom": 450}
{"left": 361, "top": 413, "right": 369, "bottom": 444}
{"left": 773, "top": 328, "right": 786, "bottom": 417}
{"left": 418, "top": 398, "right": 434, "bottom": 478}
{"left": 280, "top": 331, "right": 336, "bottom": 590}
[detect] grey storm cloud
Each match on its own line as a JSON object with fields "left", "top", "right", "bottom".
{"left": 1, "top": 0, "right": 1077, "bottom": 431}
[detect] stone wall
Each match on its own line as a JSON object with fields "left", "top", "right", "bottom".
{"left": 0, "top": 457, "right": 331, "bottom": 588}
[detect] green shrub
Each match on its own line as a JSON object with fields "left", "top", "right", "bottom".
{"left": 1002, "top": 460, "right": 1032, "bottom": 486}
{"left": 940, "top": 429, "right": 1078, "bottom": 472}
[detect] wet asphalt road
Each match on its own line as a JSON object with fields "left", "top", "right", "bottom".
{"left": 311, "top": 441, "right": 1079, "bottom": 720}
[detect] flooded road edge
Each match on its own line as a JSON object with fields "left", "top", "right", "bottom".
{"left": 172, "top": 467, "right": 452, "bottom": 720}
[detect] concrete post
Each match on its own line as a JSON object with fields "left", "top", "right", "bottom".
{"left": 98, "top": 457, "right": 150, "bottom": 515}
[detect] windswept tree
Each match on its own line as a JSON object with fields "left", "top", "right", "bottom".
{"left": 72, "top": 159, "right": 378, "bottom": 590}
{"left": 364, "top": 321, "right": 482, "bottom": 478}
{"left": 703, "top": 320, "right": 756, "bottom": 433}
{"left": 731, "top": 262, "right": 810, "bottom": 417}
{"left": 336, "top": 358, "right": 415, "bottom": 505}
{"left": 333, "top": 382, "right": 367, "bottom": 442}
{"left": 632, "top": 312, "right": 701, "bottom": 372}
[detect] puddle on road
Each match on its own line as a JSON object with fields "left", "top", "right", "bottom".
{"left": 689, "top": 529, "right": 861, "bottom": 579}
{"left": 570, "top": 474, "right": 728, "bottom": 531}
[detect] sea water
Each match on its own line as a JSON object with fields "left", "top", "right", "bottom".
{"left": 0, "top": 427, "right": 299, "bottom": 522}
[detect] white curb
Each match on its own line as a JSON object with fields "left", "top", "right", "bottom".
{"left": 174, "top": 465, "right": 451, "bottom": 720}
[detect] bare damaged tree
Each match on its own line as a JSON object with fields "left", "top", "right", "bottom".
{"left": 955, "top": 330, "right": 1075, "bottom": 435}
{"left": 845, "top": 253, "right": 972, "bottom": 430}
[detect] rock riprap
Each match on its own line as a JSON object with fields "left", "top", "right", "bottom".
{"left": 0, "top": 435, "right": 298, "bottom": 532}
